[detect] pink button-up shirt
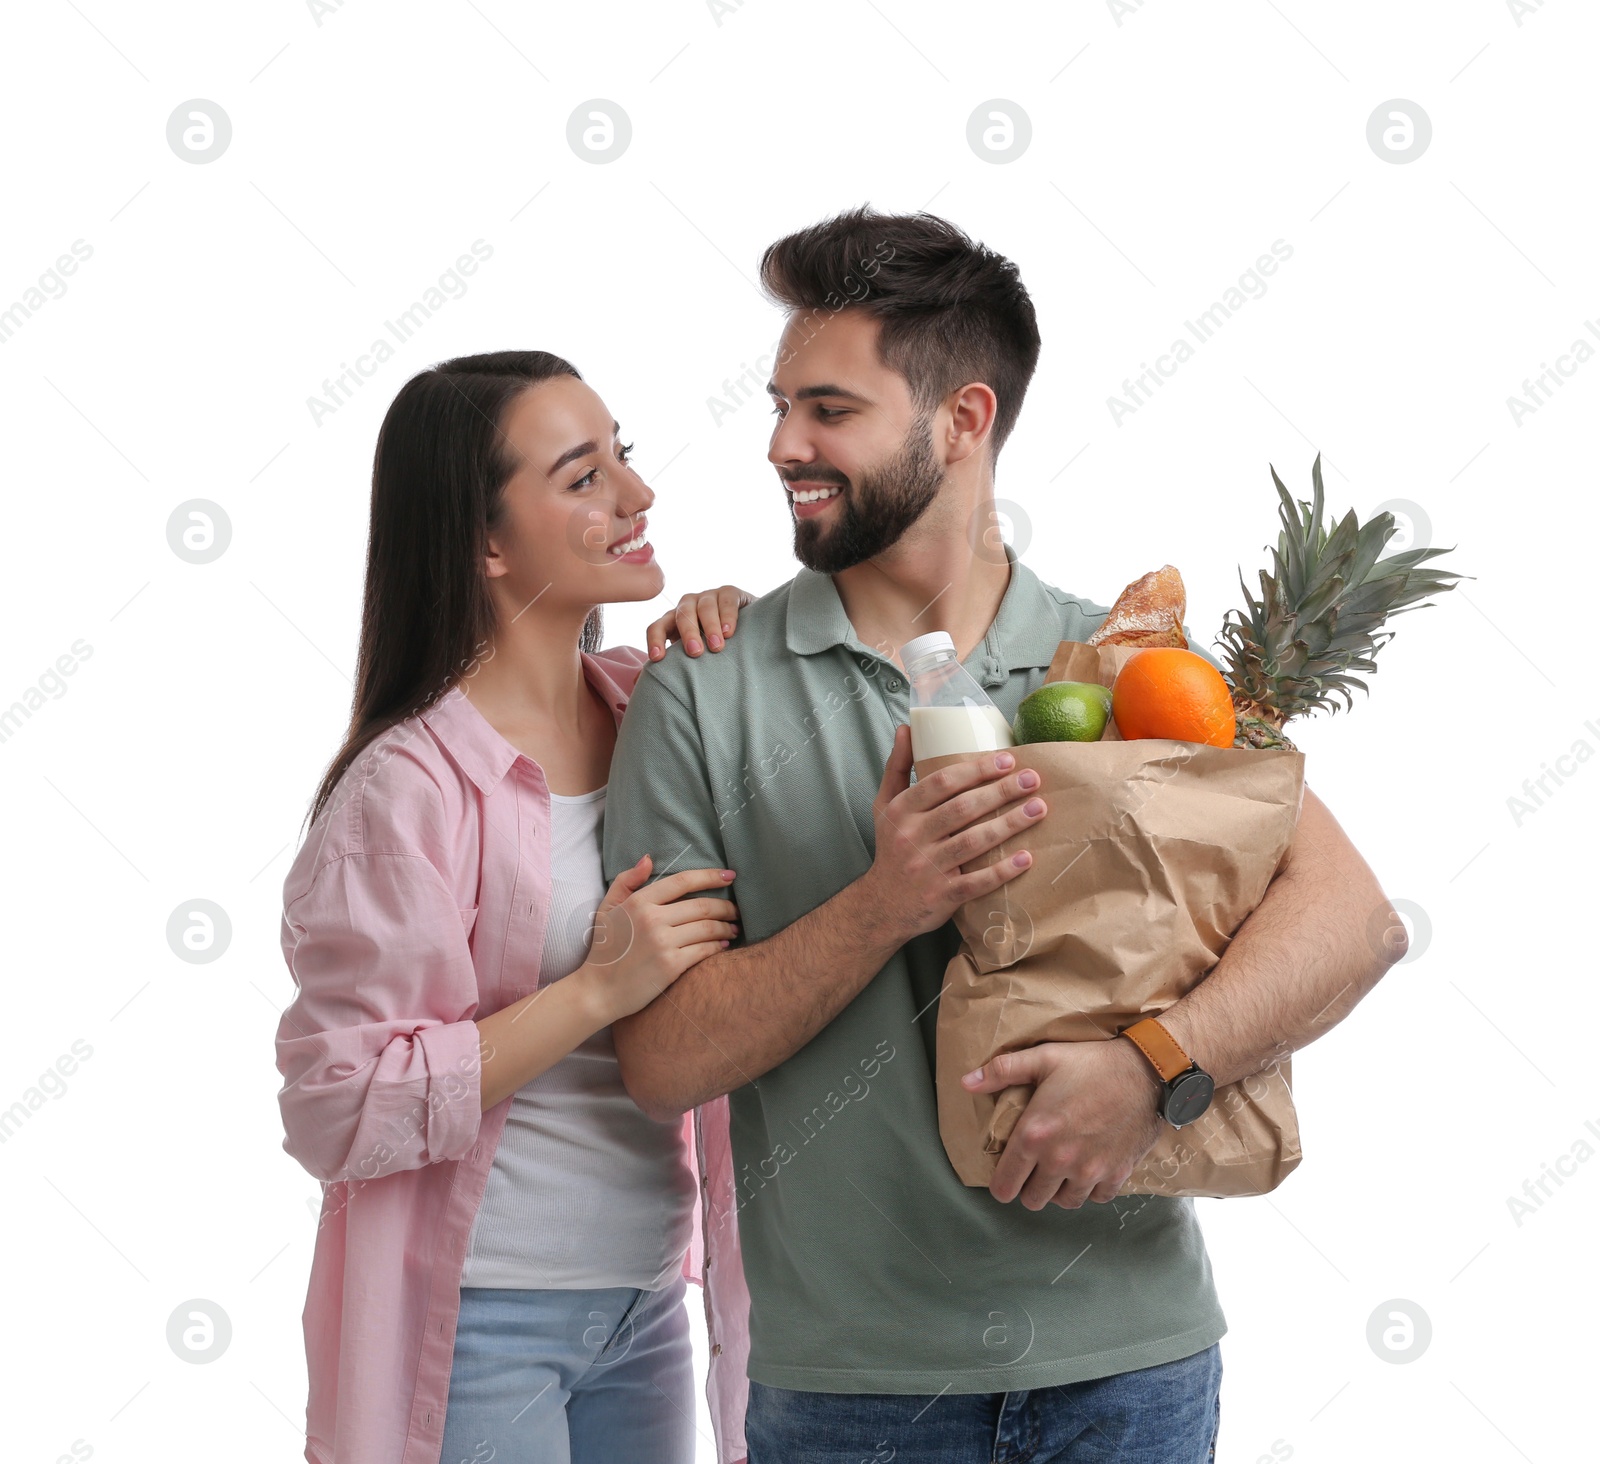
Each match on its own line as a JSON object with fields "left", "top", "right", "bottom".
{"left": 275, "top": 646, "right": 750, "bottom": 1464}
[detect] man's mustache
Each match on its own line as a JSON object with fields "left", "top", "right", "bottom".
{"left": 779, "top": 468, "right": 850, "bottom": 487}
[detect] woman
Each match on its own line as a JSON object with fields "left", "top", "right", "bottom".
{"left": 275, "top": 350, "right": 753, "bottom": 1464}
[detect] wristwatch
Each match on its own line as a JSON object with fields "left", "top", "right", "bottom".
{"left": 1119, "top": 1017, "right": 1214, "bottom": 1127}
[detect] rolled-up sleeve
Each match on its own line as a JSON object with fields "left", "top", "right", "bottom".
{"left": 276, "top": 850, "right": 483, "bottom": 1183}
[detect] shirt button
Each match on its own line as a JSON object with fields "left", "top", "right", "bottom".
{"left": 885, "top": 678, "right": 902, "bottom": 691}
{"left": 711, "top": 1342, "right": 722, "bottom": 1356}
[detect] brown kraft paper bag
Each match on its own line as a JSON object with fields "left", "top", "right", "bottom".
{"left": 920, "top": 640, "right": 1307, "bottom": 1198}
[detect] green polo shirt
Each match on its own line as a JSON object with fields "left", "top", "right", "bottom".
{"left": 602, "top": 540, "right": 1228, "bottom": 1393}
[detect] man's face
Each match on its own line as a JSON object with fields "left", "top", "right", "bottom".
{"left": 766, "top": 308, "right": 945, "bottom": 574}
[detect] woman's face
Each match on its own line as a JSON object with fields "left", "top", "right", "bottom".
{"left": 485, "top": 375, "right": 663, "bottom": 615}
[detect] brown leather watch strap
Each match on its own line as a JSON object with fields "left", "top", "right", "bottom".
{"left": 1120, "top": 1017, "right": 1193, "bottom": 1083}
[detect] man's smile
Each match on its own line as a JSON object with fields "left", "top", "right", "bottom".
{"left": 786, "top": 480, "right": 845, "bottom": 516}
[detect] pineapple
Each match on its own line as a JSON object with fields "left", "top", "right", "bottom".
{"left": 1219, "top": 454, "right": 1465, "bottom": 751}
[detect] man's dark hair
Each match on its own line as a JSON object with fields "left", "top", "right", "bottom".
{"left": 758, "top": 205, "right": 1041, "bottom": 457}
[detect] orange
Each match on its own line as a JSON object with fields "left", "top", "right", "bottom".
{"left": 1111, "top": 648, "right": 1235, "bottom": 748}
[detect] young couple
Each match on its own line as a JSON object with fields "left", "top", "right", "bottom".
{"left": 276, "top": 206, "right": 1396, "bottom": 1464}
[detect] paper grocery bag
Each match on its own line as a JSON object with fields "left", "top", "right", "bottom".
{"left": 921, "top": 640, "right": 1306, "bottom": 1199}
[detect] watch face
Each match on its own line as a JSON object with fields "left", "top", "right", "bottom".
{"left": 1166, "top": 1070, "right": 1215, "bottom": 1127}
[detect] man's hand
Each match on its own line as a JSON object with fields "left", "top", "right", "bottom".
{"left": 961, "top": 1037, "right": 1167, "bottom": 1210}
{"left": 861, "top": 725, "right": 1048, "bottom": 946}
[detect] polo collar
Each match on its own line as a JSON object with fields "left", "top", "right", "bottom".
{"left": 784, "top": 539, "right": 1065, "bottom": 688}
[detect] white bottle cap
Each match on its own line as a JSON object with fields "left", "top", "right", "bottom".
{"left": 900, "top": 631, "right": 955, "bottom": 666}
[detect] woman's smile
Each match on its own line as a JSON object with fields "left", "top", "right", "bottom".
{"left": 607, "top": 515, "right": 654, "bottom": 562}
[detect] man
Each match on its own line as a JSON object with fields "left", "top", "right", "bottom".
{"left": 602, "top": 206, "right": 1403, "bottom": 1461}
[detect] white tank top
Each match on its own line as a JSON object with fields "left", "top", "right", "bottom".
{"left": 459, "top": 784, "right": 696, "bottom": 1291}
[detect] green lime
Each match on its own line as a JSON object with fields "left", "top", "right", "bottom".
{"left": 1013, "top": 680, "right": 1112, "bottom": 744}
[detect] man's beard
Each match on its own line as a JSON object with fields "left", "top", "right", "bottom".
{"left": 791, "top": 412, "right": 945, "bottom": 574}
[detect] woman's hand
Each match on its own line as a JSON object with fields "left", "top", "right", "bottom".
{"left": 644, "top": 585, "right": 756, "bottom": 660}
{"left": 575, "top": 854, "right": 741, "bottom": 1023}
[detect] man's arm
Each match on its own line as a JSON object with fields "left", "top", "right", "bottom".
{"left": 1152, "top": 783, "right": 1403, "bottom": 1087}
{"left": 610, "top": 878, "right": 904, "bottom": 1121}
{"left": 600, "top": 663, "right": 886, "bottom": 1121}
{"left": 602, "top": 666, "right": 1047, "bottom": 1121}
{"left": 965, "top": 783, "right": 1408, "bottom": 1209}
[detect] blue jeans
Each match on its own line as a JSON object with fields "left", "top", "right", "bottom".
{"left": 746, "top": 1342, "right": 1222, "bottom": 1463}
{"left": 437, "top": 1274, "right": 695, "bottom": 1464}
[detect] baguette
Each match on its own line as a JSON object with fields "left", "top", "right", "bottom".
{"left": 1086, "top": 564, "right": 1189, "bottom": 648}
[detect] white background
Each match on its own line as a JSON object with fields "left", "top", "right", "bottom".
{"left": 2, "top": 2, "right": 1594, "bottom": 1461}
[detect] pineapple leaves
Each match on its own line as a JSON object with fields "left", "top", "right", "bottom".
{"left": 1219, "top": 455, "right": 1468, "bottom": 727}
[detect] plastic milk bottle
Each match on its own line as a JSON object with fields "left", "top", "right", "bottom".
{"left": 902, "top": 631, "right": 1013, "bottom": 780}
